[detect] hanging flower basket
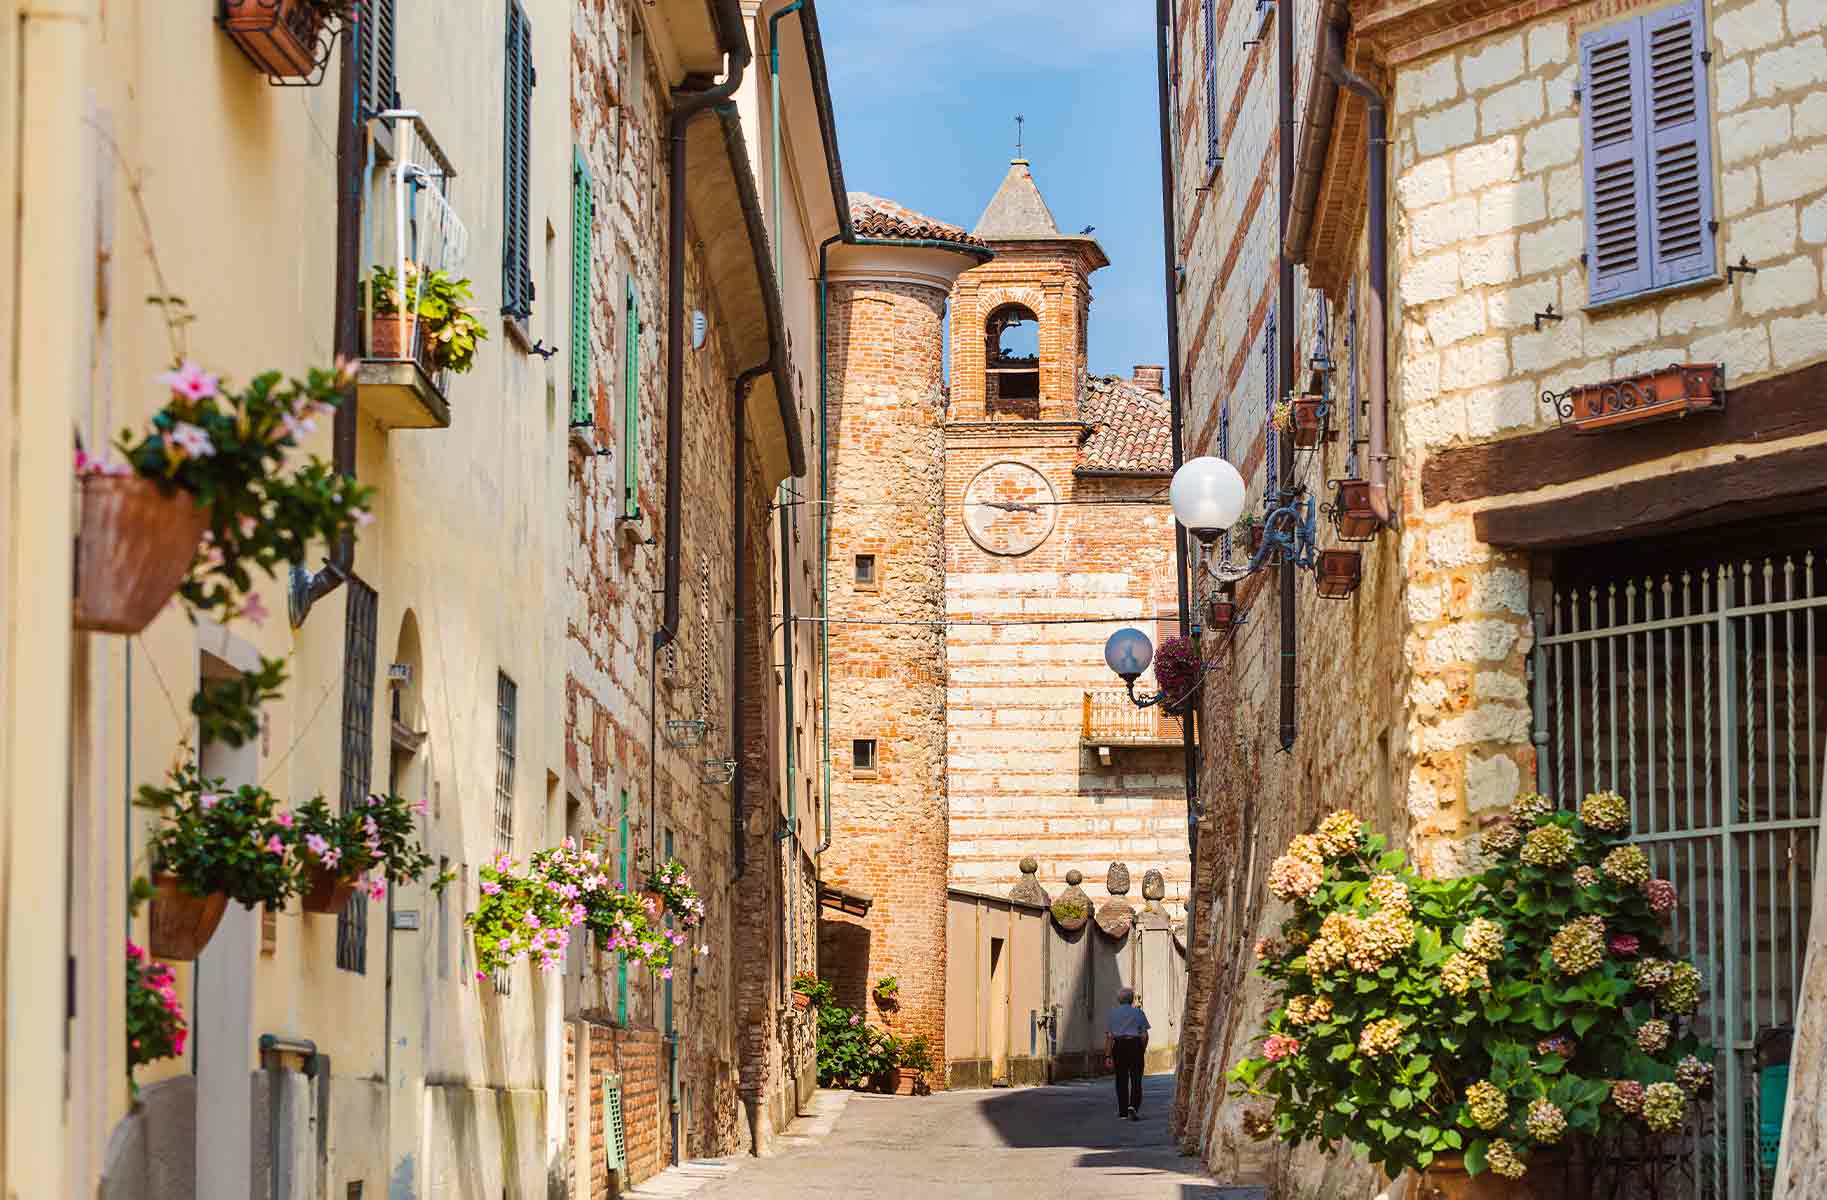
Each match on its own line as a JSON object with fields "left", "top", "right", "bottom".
{"left": 1315, "top": 549, "right": 1362, "bottom": 599}
{"left": 299, "top": 862, "right": 359, "bottom": 915}
{"left": 1290, "top": 395, "right": 1332, "bottom": 449}
{"left": 219, "top": 0, "right": 333, "bottom": 82}
{"left": 792, "top": 990, "right": 814, "bottom": 1011}
{"left": 73, "top": 474, "right": 211, "bottom": 634}
{"left": 1330, "top": 479, "right": 1380, "bottom": 543}
{"left": 148, "top": 873, "right": 230, "bottom": 962}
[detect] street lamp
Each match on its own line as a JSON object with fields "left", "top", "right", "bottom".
{"left": 1103, "top": 627, "right": 1154, "bottom": 683}
{"left": 1169, "top": 455, "right": 1247, "bottom": 545}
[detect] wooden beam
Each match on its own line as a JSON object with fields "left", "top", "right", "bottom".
{"left": 1474, "top": 442, "right": 1827, "bottom": 549}
{"left": 1422, "top": 360, "right": 1827, "bottom": 507}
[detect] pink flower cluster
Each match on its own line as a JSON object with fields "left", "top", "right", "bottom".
{"left": 1262, "top": 1034, "right": 1301, "bottom": 1062}
{"left": 127, "top": 940, "right": 188, "bottom": 1058}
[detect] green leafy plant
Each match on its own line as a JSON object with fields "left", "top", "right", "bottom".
{"left": 894, "top": 1033, "right": 935, "bottom": 1074}
{"left": 793, "top": 973, "right": 833, "bottom": 1006}
{"left": 191, "top": 656, "right": 288, "bottom": 749}
{"left": 1051, "top": 899, "right": 1088, "bottom": 923}
{"left": 642, "top": 855, "right": 705, "bottom": 927}
{"left": 1227, "top": 798, "right": 1712, "bottom": 1183}
{"left": 134, "top": 764, "right": 304, "bottom": 908}
{"left": 873, "top": 975, "right": 900, "bottom": 1005}
{"left": 814, "top": 998, "right": 892, "bottom": 1089}
{"left": 292, "top": 792, "right": 434, "bottom": 897}
{"left": 126, "top": 939, "right": 187, "bottom": 1090}
{"left": 369, "top": 264, "right": 488, "bottom": 374}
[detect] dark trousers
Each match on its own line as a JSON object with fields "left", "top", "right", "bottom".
{"left": 1112, "top": 1037, "right": 1145, "bottom": 1114}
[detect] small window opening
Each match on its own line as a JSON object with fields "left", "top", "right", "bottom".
{"left": 852, "top": 738, "right": 877, "bottom": 775}
{"left": 853, "top": 554, "right": 877, "bottom": 589}
{"left": 985, "top": 303, "right": 1040, "bottom": 418}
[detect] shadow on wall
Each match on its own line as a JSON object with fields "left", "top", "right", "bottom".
{"left": 817, "top": 916, "right": 872, "bottom": 1012}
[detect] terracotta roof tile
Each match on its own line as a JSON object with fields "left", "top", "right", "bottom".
{"left": 1078, "top": 375, "right": 1173, "bottom": 475}
{"left": 848, "top": 192, "right": 987, "bottom": 248}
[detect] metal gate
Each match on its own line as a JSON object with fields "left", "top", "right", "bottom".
{"left": 1532, "top": 553, "right": 1825, "bottom": 1200}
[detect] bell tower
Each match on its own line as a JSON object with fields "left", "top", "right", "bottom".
{"left": 948, "top": 159, "right": 1108, "bottom": 422}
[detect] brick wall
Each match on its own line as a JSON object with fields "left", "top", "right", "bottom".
{"left": 820, "top": 276, "right": 952, "bottom": 1060}
{"left": 563, "top": 1020, "right": 667, "bottom": 1196}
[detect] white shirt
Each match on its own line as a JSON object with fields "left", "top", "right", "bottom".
{"left": 1107, "top": 1003, "right": 1151, "bottom": 1038}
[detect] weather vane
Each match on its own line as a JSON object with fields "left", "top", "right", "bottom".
{"left": 1015, "top": 113, "right": 1025, "bottom": 158}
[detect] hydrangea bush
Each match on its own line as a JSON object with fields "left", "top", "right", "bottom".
{"left": 1229, "top": 796, "right": 1711, "bottom": 1182}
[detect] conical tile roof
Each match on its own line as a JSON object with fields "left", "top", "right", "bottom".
{"left": 973, "top": 159, "right": 1060, "bottom": 239}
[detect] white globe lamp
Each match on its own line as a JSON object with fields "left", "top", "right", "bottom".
{"left": 1103, "top": 628, "right": 1154, "bottom": 683}
{"left": 1170, "top": 456, "right": 1246, "bottom": 544}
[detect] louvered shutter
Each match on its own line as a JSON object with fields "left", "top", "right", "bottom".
{"left": 1580, "top": 20, "right": 1652, "bottom": 303}
{"left": 501, "top": 0, "right": 534, "bottom": 320}
{"left": 1202, "top": 0, "right": 1216, "bottom": 156}
{"left": 570, "top": 152, "right": 594, "bottom": 428}
{"left": 1644, "top": 0, "right": 1716, "bottom": 287}
{"left": 358, "top": 0, "right": 397, "bottom": 116}
{"left": 623, "top": 278, "right": 641, "bottom": 519}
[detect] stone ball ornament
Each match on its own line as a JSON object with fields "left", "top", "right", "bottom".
{"left": 1141, "top": 869, "right": 1166, "bottom": 901}
{"left": 1051, "top": 872, "right": 1093, "bottom": 932}
{"left": 1009, "top": 856, "right": 1050, "bottom": 907}
{"left": 1106, "top": 861, "right": 1131, "bottom": 895}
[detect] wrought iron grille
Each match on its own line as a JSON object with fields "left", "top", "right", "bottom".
{"left": 493, "top": 671, "right": 518, "bottom": 995}
{"left": 1533, "top": 553, "right": 1825, "bottom": 1200}
{"left": 337, "top": 578, "right": 379, "bottom": 974}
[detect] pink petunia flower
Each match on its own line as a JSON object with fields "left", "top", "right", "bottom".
{"left": 157, "top": 361, "right": 219, "bottom": 401}
{"left": 367, "top": 878, "right": 386, "bottom": 901}
{"left": 198, "top": 792, "right": 221, "bottom": 811}
{"left": 167, "top": 422, "right": 216, "bottom": 459}
{"left": 275, "top": 809, "right": 295, "bottom": 829}
{"left": 264, "top": 835, "right": 286, "bottom": 856}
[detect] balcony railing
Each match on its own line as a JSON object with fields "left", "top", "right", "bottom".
{"left": 359, "top": 111, "right": 467, "bottom": 430}
{"left": 1081, "top": 689, "right": 1191, "bottom": 747}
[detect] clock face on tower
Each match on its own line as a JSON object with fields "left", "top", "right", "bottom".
{"left": 962, "top": 461, "right": 1057, "bottom": 557}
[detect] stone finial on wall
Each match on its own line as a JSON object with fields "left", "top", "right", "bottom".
{"left": 1141, "top": 869, "right": 1165, "bottom": 901}
{"left": 1138, "top": 868, "right": 1171, "bottom": 928}
{"left": 1050, "top": 869, "right": 1091, "bottom": 931}
{"left": 1009, "top": 856, "right": 1051, "bottom": 908}
{"left": 1095, "top": 861, "right": 1136, "bottom": 938}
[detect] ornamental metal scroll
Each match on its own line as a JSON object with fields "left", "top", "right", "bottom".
{"left": 1542, "top": 362, "right": 1725, "bottom": 434}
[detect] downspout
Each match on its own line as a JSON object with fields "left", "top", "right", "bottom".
{"left": 815, "top": 233, "right": 840, "bottom": 857}
{"left": 660, "top": 4, "right": 752, "bottom": 654}
{"left": 733, "top": 364, "right": 768, "bottom": 881}
{"left": 1155, "top": 0, "right": 1199, "bottom": 868}
{"left": 1276, "top": 0, "right": 1298, "bottom": 753}
{"left": 295, "top": 14, "right": 366, "bottom": 620}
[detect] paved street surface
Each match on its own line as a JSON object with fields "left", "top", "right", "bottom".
{"left": 660, "top": 1074, "right": 1258, "bottom": 1200}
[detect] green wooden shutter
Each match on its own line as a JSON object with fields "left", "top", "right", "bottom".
{"left": 501, "top": 0, "right": 534, "bottom": 320}
{"left": 616, "top": 792, "right": 629, "bottom": 1025}
{"left": 602, "top": 1075, "right": 626, "bottom": 1173}
{"left": 570, "top": 152, "right": 594, "bottom": 428}
{"left": 622, "top": 279, "right": 641, "bottom": 520}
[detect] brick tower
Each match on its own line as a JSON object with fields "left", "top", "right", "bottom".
{"left": 944, "top": 161, "right": 1190, "bottom": 907}
{"left": 817, "top": 196, "right": 988, "bottom": 1064}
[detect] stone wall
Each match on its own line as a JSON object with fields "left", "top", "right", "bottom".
{"left": 820, "top": 276, "right": 953, "bottom": 1059}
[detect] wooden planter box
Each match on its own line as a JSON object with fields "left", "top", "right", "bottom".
{"left": 1290, "top": 395, "right": 1333, "bottom": 449}
{"left": 73, "top": 475, "right": 211, "bottom": 634}
{"left": 1315, "top": 549, "right": 1362, "bottom": 599}
{"left": 220, "top": 0, "right": 329, "bottom": 81}
{"left": 148, "top": 874, "right": 229, "bottom": 962}
{"left": 1330, "top": 479, "right": 1380, "bottom": 542}
{"left": 1557, "top": 362, "right": 1724, "bottom": 433}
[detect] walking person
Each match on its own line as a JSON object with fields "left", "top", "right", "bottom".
{"left": 1103, "top": 986, "right": 1151, "bottom": 1120}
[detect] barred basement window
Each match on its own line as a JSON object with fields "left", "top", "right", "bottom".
{"left": 337, "top": 578, "right": 379, "bottom": 975}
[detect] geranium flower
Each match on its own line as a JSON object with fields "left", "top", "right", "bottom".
{"left": 157, "top": 361, "right": 219, "bottom": 400}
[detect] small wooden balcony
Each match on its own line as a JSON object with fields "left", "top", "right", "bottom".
{"left": 1081, "top": 689, "right": 1192, "bottom": 758}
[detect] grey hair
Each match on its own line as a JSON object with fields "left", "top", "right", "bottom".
{"left": 1117, "top": 986, "right": 1136, "bottom": 1004}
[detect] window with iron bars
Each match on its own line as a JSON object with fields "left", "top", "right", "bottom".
{"left": 493, "top": 671, "right": 518, "bottom": 993}
{"left": 337, "top": 578, "right": 379, "bottom": 974}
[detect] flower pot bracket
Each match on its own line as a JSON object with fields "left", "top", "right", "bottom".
{"left": 1324, "top": 478, "right": 1381, "bottom": 543}
{"left": 1543, "top": 362, "right": 1725, "bottom": 433}
{"left": 218, "top": 0, "right": 344, "bottom": 86}
{"left": 1290, "top": 394, "right": 1336, "bottom": 450}
{"left": 1314, "top": 548, "right": 1362, "bottom": 599}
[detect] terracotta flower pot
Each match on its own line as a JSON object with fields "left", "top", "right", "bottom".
{"left": 220, "top": 0, "right": 327, "bottom": 80}
{"left": 73, "top": 475, "right": 210, "bottom": 634}
{"left": 367, "top": 313, "right": 443, "bottom": 375}
{"left": 1415, "top": 1152, "right": 1567, "bottom": 1199}
{"left": 1207, "top": 598, "right": 1236, "bottom": 629}
{"left": 891, "top": 1069, "right": 921, "bottom": 1096}
{"left": 148, "top": 874, "right": 229, "bottom": 962}
{"left": 1332, "top": 478, "right": 1381, "bottom": 541}
{"left": 300, "top": 861, "right": 358, "bottom": 915}
{"left": 1315, "top": 548, "right": 1363, "bottom": 599}
{"left": 1290, "top": 395, "right": 1329, "bottom": 448}
{"left": 642, "top": 887, "right": 667, "bottom": 916}
{"left": 792, "top": 991, "right": 813, "bottom": 1011}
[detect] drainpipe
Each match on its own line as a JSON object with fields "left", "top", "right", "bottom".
{"left": 660, "top": 3, "right": 752, "bottom": 654}
{"left": 733, "top": 364, "right": 767, "bottom": 881}
{"left": 1154, "top": 0, "right": 1199, "bottom": 868}
{"left": 1276, "top": 0, "right": 1298, "bottom": 753}
{"left": 815, "top": 234, "right": 840, "bottom": 857}
{"left": 294, "top": 15, "right": 366, "bottom": 621}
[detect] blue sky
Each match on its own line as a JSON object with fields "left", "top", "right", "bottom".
{"left": 818, "top": 1, "right": 1168, "bottom": 382}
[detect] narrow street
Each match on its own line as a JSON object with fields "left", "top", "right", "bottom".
{"left": 684, "top": 1076, "right": 1254, "bottom": 1200}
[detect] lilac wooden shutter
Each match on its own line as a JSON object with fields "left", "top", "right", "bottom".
{"left": 1580, "top": 18, "right": 1652, "bottom": 303}
{"left": 1203, "top": 0, "right": 1220, "bottom": 170}
{"left": 1645, "top": 0, "right": 1716, "bottom": 286}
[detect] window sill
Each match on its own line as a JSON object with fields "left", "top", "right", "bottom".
{"left": 502, "top": 314, "right": 534, "bottom": 353}
{"left": 1582, "top": 271, "right": 1724, "bottom": 317}
{"left": 852, "top": 769, "right": 878, "bottom": 781}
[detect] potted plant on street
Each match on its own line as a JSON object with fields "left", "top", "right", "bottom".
{"left": 125, "top": 939, "right": 187, "bottom": 1095}
{"left": 1229, "top": 797, "right": 1712, "bottom": 1198}
{"left": 368, "top": 264, "right": 488, "bottom": 375}
{"left": 889, "top": 1033, "right": 934, "bottom": 1096}
{"left": 133, "top": 765, "right": 305, "bottom": 959}
{"left": 76, "top": 353, "right": 373, "bottom": 633}
{"left": 292, "top": 792, "right": 435, "bottom": 914}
